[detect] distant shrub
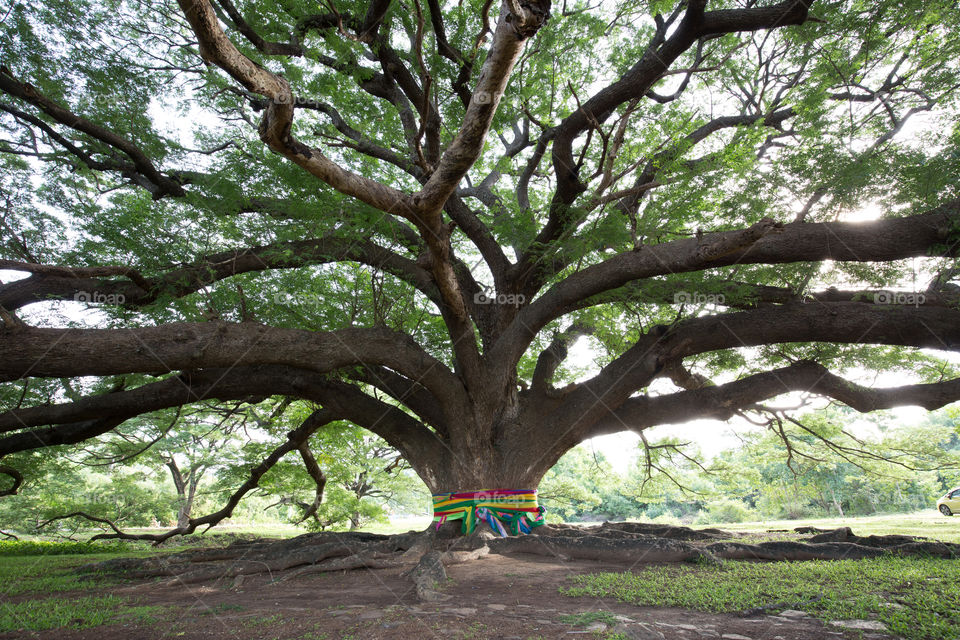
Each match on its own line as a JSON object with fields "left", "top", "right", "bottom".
{"left": 696, "top": 500, "right": 757, "bottom": 524}
{"left": 643, "top": 511, "right": 681, "bottom": 525}
{"left": 0, "top": 540, "right": 129, "bottom": 556}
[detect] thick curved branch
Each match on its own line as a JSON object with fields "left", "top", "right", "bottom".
{"left": 0, "top": 464, "right": 23, "bottom": 496}
{"left": 0, "top": 365, "right": 445, "bottom": 474}
{"left": 0, "top": 324, "right": 465, "bottom": 411}
{"left": 551, "top": 0, "right": 814, "bottom": 204}
{"left": 662, "top": 301, "right": 960, "bottom": 369}
{"left": 177, "top": 0, "right": 414, "bottom": 217}
{"left": 0, "top": 236, "right": 439, "bottom": 312}
{"left": 358, "top": 0, "right": 393, "bottom": 41}
{"left": 530, "top": 321, "right": 593, "bottom": 393}
{"left": 525, "top": 299, "right": 960, "bottom": 463}
{"left": 350, "top": 365, "right": 449, "bottom": 434}
{"left": 590, "top": 361, "right": 960, "bottom": 438}
{"left": 0, "top": 416, "right": 128, "bottom": 457}
{"left": 0, "top": 368, "right": 275, "bottom": 435}
{"left": 495, "top": 199, "right": 960, "bottom": 366}
{"left": 521, "top": 359, "right": 960, "bottom": 473}
{"left": 0, "top": 71, "right": 185, "bottom": 199}
{"left": 415, "top": 0, "right": 550, "bottom": 212}
{"left": 582, "top": 279, "right": 960, "bottom": 312}
{"left": 304, "top": 379, "right": 450, "bottom": 488}
{"left": 177, "top": 0, "right": 486, "bottom": 375}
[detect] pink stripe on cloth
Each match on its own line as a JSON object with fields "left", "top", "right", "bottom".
{"left": 436, "top": 489, "right": 536, "bottom": 499}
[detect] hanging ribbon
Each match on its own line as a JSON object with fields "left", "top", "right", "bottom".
{"left": 432, "top": 489, "right": 546, "bottom": 537}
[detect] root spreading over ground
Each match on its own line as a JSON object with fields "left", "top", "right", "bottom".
{"left": 83, "top": 522, "right": 960, "bottom": 601}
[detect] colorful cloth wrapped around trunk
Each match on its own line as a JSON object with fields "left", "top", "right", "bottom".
{"left": 432, "top": 489, "right": 546, "bottom": 537}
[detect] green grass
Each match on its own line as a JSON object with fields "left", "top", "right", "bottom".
{"left": 562, "top": 556, "right": 960, "bottom": 640}
{"left": 692, "top": 510, "right": 960, "bottom": 544}
{"left": 0, "top": 551, "right": 155, "bottom": 596}
{"left": 0, "top": 594, "right": 167, "bottom": 632}
{"left": 0, "top": 539, "right": 131, "bottom": 556}
{"left": 558, "top": 610, "right": 622, "bottom": 627}
{"left": 238, "top": 613, "right": 283, "bottom": 628}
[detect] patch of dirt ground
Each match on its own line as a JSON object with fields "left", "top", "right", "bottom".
{"left": 2, "top": 553, "right": 897, "bottom": 640}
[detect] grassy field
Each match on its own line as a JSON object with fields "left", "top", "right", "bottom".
{"left": 0, "top": 545, "right": 169, "bottom": 633}
{"left": 699, "top": 510, "right": 960, "bottom": 543}
{"left": 559, "top": 510, "right": 960, "bottom": 640}
{"left": 564, "top": 556, "right": 960, "bottom": 640}
{"left": 1, "top": 512, "right": 957, "bottom": 637}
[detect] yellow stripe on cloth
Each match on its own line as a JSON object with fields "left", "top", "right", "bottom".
{"left": 431, "top": 489, "right": 545, "bottom": 536}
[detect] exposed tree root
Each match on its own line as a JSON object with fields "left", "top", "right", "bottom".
{"left": 489, "top": 533, "right": 716, "bottom": 563}
{"left": 492, "top": 524, "right": 960, "bottom": 563}
{"left": 84, "top": 530, "right": 403, "bottom": 581}
{"left": 540, "top": 521, "right": 740, "bottom": 541}
{"left": 408, "top": 550, "right": 450, "bottom": 602}
{"left": 81, "top": 523, "right": 959, "bottom": 600}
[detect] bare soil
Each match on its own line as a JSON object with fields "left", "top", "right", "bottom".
{"left": 1, "top": 552, "right": 896, "bottom": 640}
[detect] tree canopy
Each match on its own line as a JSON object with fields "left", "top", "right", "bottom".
{"left": 2, "top": 0, "right": 960, "bottom": 532}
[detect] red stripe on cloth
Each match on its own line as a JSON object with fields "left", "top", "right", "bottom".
{"left": 434, "top": 489, "right": 536, "bottom": 498}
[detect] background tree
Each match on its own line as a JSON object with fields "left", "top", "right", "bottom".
{"left": 1, "top": 0, "right": 960, "bottom": 563}
{"left": 0, "top": 397, "right": 430, "bottom": 537}
{"left": 251, "top": 415, "right": 429, "bottom": 531}
{"left": 0, "top": 452, "right": 173, "bottom": 538}
{"left": 536, "top": 406, "right": 960, "bottom": 524}
{"left": 537, "top": 446, "right": 608, "bottom": 520}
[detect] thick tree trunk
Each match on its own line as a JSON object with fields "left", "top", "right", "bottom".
{"left": 418, "top": 388, "right": 559, "bottom": 496}
{"left": 178, "top": 475, "right": 199, "bottom": 529}
{"left": 166, "top": 459, "right": 200, "bottom": 529}
{"left": 420, "top": 437, "right": 549, "bottom": 494}
{"left": 409, "top": 409, "right": 556, "bottom": 538}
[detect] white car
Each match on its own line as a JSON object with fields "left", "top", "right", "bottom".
{"left": 937, "top": 487, "right": 960, "bottom": 516}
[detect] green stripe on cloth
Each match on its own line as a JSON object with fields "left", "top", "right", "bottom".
{"left": 431, "top": 489, "right": 545, "bottom": 536}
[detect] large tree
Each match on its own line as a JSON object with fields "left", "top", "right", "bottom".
{"left": 2, "top": 0, "right": 960, "bottom": 553}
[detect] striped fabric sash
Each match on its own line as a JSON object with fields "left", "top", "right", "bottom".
{"left": 432, "top": 489, "right": 546, "bottom": 537}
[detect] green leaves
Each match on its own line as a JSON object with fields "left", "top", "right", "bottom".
{"left": 255, "top": 417, "right": 428, "bottom": 531}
